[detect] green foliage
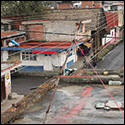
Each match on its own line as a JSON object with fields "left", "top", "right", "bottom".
{"left": 1, "top": 1, "right": 51, "bottom": 18}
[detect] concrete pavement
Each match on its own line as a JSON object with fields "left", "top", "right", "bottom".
{"left": 1, "top": 94, "right": 24, "bottom": 114}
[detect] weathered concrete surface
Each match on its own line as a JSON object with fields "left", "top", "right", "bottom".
{"left": 73, "top": 69, "right": 124, "bottom": 76}
{"left": 1, "top": 77, "right": 59, "bottom": 124}
{"left": 10, "top": 84, "right": 124, "bottom": 124}
{"left": 59, "top": 75, "right": 122, "bottom": 84}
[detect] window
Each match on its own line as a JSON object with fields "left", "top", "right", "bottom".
{"left": 4, "top": 24, "right": 8, "bottom": 31}
{"left": 85, "top": 5, "right": 89, "bottom": 8}
{"left": 79, "top": 24, "right": 83, "bottom": 33}
{"left": 22, "top": 51, "right": 37, "bottom": 61}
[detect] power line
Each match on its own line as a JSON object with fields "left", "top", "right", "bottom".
{"left": 1, "top": 12, "right": 122, "bottom": 60}
{"left": 75, "top": 28, "right": 124, "bottom": 70}
{"left": 74, "top": 39, "right": 124, "bottom": 117}
{"left": 1, "top": 10, "right": 123, "bottom": 66}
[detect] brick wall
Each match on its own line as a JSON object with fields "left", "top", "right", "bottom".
{"left": 57, "top": 3, "right": 73, "bottom": 9}
{"left": 82, "top": 1, "right": 95, "bottom": 8}
{"left": 94, "top": 2, "right": 103, "bottom": 8}
{"left": 22, "top": 24, "right": 44, "bottom": 41}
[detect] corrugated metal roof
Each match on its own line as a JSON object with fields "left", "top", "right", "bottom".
{"left": 1, "top": 40, "right": 84, "bottom": 52}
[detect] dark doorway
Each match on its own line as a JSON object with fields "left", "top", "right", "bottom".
{"left": 1, "top": 77, "right": 6, "bottom": 101}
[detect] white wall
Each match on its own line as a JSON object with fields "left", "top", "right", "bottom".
{"left": 5, "top": 71, "right": 11, "bottom": 99}
{"left": 102, "top": 28, "right": 118, "bottom": 46}
{"left": 118, "top": 5, "right": 124, "bottom": 10}
{"left": 21, "top": 47, "right": 78, "bottom": 71}
{"left": 2, "top": 51, "right": 8, "bottom": 61}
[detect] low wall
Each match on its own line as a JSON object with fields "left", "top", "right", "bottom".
{"left": 59, "top": 75, "right": 122, "bottom": 85}
{"left": 1, "top": 77, "right": 60, "bottom": 124}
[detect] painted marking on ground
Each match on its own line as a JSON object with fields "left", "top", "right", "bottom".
{"left": 47, "top": 87, "right": 93, "bottom": 124}
{"left": 59, "top": 76, "right": 93, "bottom": 78}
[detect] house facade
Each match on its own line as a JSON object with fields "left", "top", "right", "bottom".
{"left": 102, "top": 10, "right": 123, "bottom": 47}
{"left": 103, "top": 2, "right": 124, "bottom": 11}
{"left": 1, "top": 31, "right": 26, "bottom": 62}
{"left": 12, "top": 18, "right": 91, "bottom": 72}
{"left": 1, "top": 61, "right": 21, "bottom": 102}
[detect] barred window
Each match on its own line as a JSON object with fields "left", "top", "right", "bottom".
{"left": 22, "top": 51, "right": 37, "bottom": 61}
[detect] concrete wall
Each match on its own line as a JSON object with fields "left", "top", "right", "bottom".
{"left": 2, "top": 34, "right": 26, "bottom": 61}
{"left": 118, "top": 10, "right": 124, "bottom": 27}
{"left": 2, "top": 51, "right": 8, "bottom": 61}
{"left": 43, "top": 21, "right": 77, "bottom": 41}
{"left": 117, "top": 5, "right": 124, "bottom": 10}
{"left": 102, "top": 28, "right": 118, "bottom": 47}
{"left": 5, "top": 71, "right": 11, "bottom": 100}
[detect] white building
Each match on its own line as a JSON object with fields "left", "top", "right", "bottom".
{"left": 1, "top": 61, "right": 21, "bottom": 102}
{"left": 4, "top": 41, "right": 82, "bottom": 72}
{"left": 103, "top": 2, "right": 124, "bottom": 11}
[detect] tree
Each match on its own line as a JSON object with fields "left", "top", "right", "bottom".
{"left": 1, "top": 1, "right": 52, "bottom": 19}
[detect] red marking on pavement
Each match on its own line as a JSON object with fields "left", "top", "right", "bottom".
{"left": 47, "top": 87, "right": 93, "bottom": 124}
{"left": 81, "top": 87, "right": 93, "bottom": 97}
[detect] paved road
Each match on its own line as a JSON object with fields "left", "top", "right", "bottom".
{"left": 97, "top": 42, "right": 124, "bottom": 69}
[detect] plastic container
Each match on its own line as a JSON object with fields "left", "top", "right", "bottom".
{"left": 108, "top": 81, "right": 123, "bottom": 85}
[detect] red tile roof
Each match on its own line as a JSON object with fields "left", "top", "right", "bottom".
{"left": 105, "top": 12, "right": 118, "bottom": 28}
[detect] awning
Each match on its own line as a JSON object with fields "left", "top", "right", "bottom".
{"left": 83, "top": 42, "right": 92, "bottom": 48}
{"left": 32, "top": 50, "right": 57, "bottom": 54}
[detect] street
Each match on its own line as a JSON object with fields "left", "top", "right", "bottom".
{"left": 97, "top": 41, "right": 124, "bottom": 69}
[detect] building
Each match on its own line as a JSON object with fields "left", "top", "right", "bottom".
{"left": 1, "top": 40, "right": 84, "bottom": 72}
{"left": 103, "top": 1, "right": 124, "bottom": 11}
{"left": 4, "top": 18, "right": 91, "bottom": 72}
{"left": 102, "top": 11, "right": 123, "bottom": 47}
{"left": 20, "top": 8, "right": 107, "bottom": 64}
{"left": 1, "top": 19, "right": 20, "bottom": 31}
{"left": 1, "top": 31, "right": 26, "bottom": 62}
{"left": 2, "top": 8, "right": 108, "bottom": 73}
{"left": 81, "top": 1, "right": 103, "bottom": 8}
{"left": 56, "top": 1, "right": 73, "bottom": 9}
{"left": 43, "top": 8, "right": 107, "bottom": 55}
{"left": 94, "top": 1, "right": 103, "bottom": 8}
{"left": 1, "top": 61, "right": 21, "bottom": 102}
{"left": 82, "top": 1, "right": 95, "bottom": 8}
{"left": 72, "top": 1, "right": 82, "bottom": 8}
{"left": 1, "top": 19, "right": 16, "bottom": 31}
{"left": 20, "top": 20, "right": 45, "bottom": 41}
